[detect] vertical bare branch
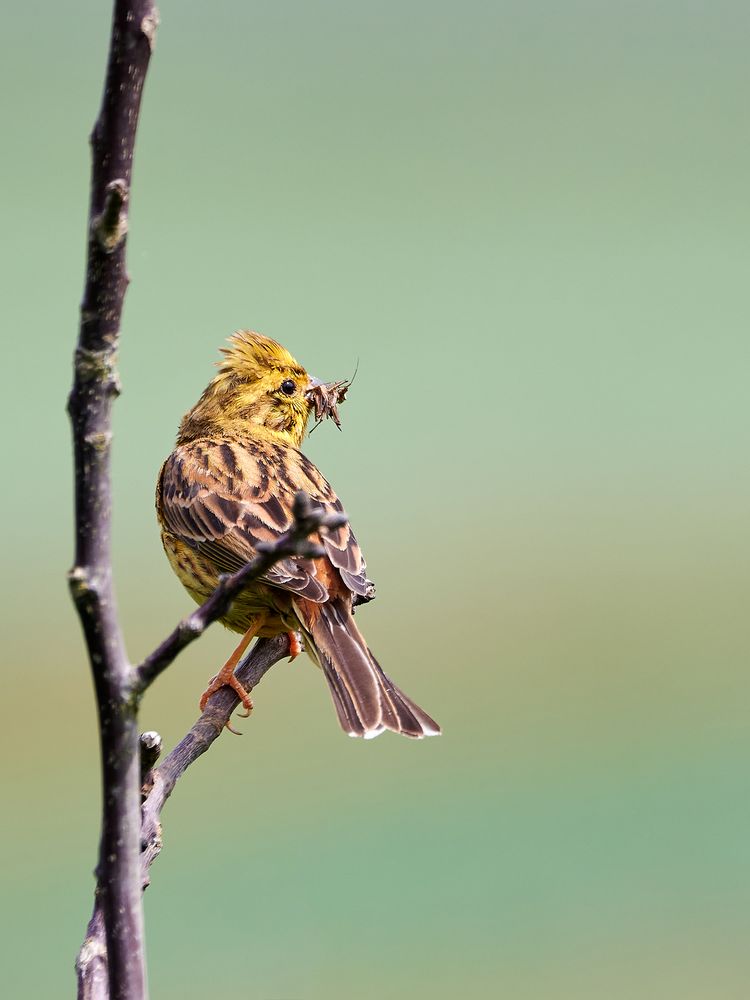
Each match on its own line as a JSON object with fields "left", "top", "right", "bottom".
{"left": 69, "top": 2, "right": 158, "bottom": 997}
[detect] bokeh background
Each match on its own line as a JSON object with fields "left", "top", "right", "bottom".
{"left": 2, "top": 1, "right": 749, "bottom": 996}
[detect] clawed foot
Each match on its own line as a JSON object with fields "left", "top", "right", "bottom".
{"left": 199, "top": 670, "right": 254, "bottom": 734}
{"left": 198, "top": 617, "right": 267, "bottom": 733}
{"left": 199, "top": 670, "right": 254, "bottom": 715}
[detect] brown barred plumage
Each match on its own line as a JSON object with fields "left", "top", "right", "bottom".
{"left": 157, "top": 331, "right": 440, "bottom": 739}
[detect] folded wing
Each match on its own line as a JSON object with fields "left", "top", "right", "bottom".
{"left": 158, "top": 437, "right": 373, "bottom": 604}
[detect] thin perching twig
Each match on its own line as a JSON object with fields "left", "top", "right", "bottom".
{"left": 140, "top": 635, "right": 290, "bottom": 884}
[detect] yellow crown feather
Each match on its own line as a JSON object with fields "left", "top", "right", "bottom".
{"left": 218, "top": 331, "right": 305, "bottom": 381}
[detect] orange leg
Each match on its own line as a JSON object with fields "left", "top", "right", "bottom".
{"left": 199, "top": 614, "right": 268, "bottom": 723}
{"left": 287, "top": 630, "right": 302, "bottom": 661}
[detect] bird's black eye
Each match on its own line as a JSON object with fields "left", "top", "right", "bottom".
{"left": 280, "top": 379, "right": 296, "bottom": 396}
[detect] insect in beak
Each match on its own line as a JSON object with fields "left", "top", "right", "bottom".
{"left": 305, "top": 375, "right": 350, "bottom": 430}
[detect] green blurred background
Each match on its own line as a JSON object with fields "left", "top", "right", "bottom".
{"left": 2, "top": 1, "right": 749, "bottom": 996}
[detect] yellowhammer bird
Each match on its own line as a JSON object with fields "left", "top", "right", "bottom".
{"left": 156, "top": 331, "right": 440, "bottom": 739}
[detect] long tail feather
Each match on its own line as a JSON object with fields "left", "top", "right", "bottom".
{"left": 295, "top": 599, "right": 441, "bottom": 739}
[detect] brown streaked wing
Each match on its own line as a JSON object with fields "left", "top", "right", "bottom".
{"left": 159, "top": 440, "right": 327, "bottom": 601}
{"left": 158, "top": 438, "right": 371, "bottom": 604}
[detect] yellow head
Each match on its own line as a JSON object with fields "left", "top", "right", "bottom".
{"left": 178, "top": 331, "right": 317, "bottom": 447}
